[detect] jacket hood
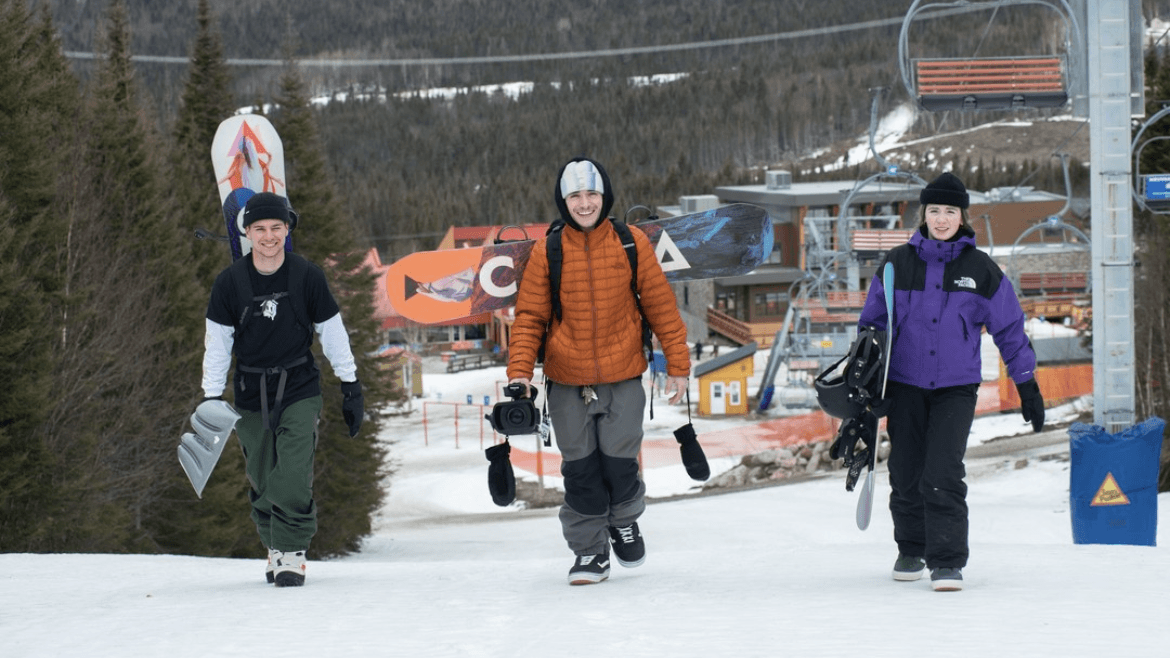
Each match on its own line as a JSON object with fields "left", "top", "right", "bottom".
{"left": 553, "top": 157, "right": 615, "bottom": 232}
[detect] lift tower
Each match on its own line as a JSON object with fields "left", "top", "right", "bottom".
{"left": 1086, "top": 0, "right": 1140, "bottom": 432}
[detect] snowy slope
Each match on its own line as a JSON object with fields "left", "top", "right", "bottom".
{"left": 4, "top": 364, "right": 1166, "bottom": 658}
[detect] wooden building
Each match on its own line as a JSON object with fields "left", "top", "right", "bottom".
{"left": 694, "top": 342, "right": 758, "bottom": 416}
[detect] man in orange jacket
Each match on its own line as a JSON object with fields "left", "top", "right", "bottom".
{"left": 508, "top": 157, "right": 691, "bottom": 585}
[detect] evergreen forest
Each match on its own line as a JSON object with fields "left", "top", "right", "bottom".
{"left": 3, "top": 0, "right": 1169, "bottom": 558}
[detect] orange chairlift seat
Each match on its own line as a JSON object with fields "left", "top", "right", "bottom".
{"left": 915, "top": 56, "right": 1068, "bottom": 111}
{"left": 899, "top": 0, "right": 1081, "bottom": 112}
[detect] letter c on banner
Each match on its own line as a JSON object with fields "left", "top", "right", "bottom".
{"left": 479, "top": 255, "right": 516, "bottom": 298}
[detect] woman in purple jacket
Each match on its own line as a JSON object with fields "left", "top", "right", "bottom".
{"left": 858, "top": 172, "right": 1046, "bottom": 592}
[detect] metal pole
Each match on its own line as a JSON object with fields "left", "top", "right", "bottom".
{"left": 422, "top": 401, "right": 430, "bottom": 446}
{"left": 1086, "top": 0, "right": 1137, "bottom": 432}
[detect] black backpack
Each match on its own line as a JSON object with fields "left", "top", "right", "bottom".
{"left": 542, "top": 218, "right": 652, "bottom": 362}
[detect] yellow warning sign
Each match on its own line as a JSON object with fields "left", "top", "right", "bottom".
{"left": 1090, "top": 472, "right": 1130, "bottom": 507}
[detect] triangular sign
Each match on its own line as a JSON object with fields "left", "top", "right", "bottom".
{"left": 1090, "top": 472, "right": 1130, "bottom": 507}
{"left": 654, "top": 230, "right": 691, "bottom": 273}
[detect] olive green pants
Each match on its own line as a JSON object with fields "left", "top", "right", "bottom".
{"left": 236, "top": 396, "right": 322, "bottom": 552}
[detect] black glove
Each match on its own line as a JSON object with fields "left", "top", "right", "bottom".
{"left": 674, "top": 423, "right": 710, "bottom": 482}
{"left": 484, "top": 440, "right": 516, "bottom": 506}
{"left": 341, "top": 380, "right": 364, "bottom": 437}
{"left": 1017, "top": 378, "right": 1045, "bottom": 433}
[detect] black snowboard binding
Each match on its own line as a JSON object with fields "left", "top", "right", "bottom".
{"left": 829, "top": 410, "right": 879, "bottom": 492}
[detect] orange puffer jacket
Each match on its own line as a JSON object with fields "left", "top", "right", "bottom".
{"left": 507, "top": 220, "right": 691, "bottom": 385}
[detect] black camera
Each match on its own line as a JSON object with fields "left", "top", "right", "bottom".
{"left": 486, "top": 383, "right": 540, "bottom": 436}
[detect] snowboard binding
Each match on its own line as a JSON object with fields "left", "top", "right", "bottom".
{"left": 829, "top": 410, "right": 878, "bottom": 492}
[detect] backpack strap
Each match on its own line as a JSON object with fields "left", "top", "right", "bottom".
{"left": 610, "top": 221, "right": 653, "bottom": 361}
{"left": 229, "top": 255, "right": 255, "bottom": 328}
{"left": 546, "top": 221, "right": 565, "bottom": 322}
{"left": 285, "top": 253, "right": 310, "bottom": 330}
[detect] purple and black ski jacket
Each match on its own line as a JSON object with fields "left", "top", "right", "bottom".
{"left": 858, "top": 225, "right": 1036, "bottom": 390}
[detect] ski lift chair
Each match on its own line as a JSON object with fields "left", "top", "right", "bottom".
{"left": 899, "top": 0, "right": 1082, "bottom": 112}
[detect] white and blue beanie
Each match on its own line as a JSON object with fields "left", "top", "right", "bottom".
{"left": 553, "top": 157, "right": 615, "bottom": 230}
{"left": 559, "top": 160, "right": 605, "bottom": 198}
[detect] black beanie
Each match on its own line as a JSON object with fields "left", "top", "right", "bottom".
{"left": 920, "top": 172, "right": 969, "bottom": 210}
{"left": 243, "top": 192, "right": 294, "bottom": 229}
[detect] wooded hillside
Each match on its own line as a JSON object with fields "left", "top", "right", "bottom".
{"left": 44, "top": 0, "right": 1147, "bottom": 259}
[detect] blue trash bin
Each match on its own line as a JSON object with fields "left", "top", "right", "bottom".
{"left": 1068, "top": 417, "right": 1165, "bottom": 546}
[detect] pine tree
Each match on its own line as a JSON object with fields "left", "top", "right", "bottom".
{"left": 173, "top": 0, "right": 235, "bottom": 283}
{"left": 0, "top": 0, "right": 80, "bottom": 551}
{"left": 1136, "top": 47, "right": 1170, "bottom": 493}
{"left": 148, "top": 0, "right": 258, "bottom": 557}
{"left": 46, "top": 0, "right": 208, "bottom": 551}
{"left": 270, "top": 49, "right": 395, "bottom": 558}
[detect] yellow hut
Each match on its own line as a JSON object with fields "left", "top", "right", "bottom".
{"left": 694, "top": 342, "right": 757, "bottom": 416}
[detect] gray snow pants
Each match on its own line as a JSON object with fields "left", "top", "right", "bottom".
{"left": 548, "top": 379, "right": 646, "bottom": 556}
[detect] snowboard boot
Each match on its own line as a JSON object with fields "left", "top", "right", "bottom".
{"left": 892, "top": 553, "right": 926, "bottom": 581}
{"left": 930, "top": 567, "right": 963, "bottom": 592}
{"left": 567, "top": 553, "right": 610, "bottom": 586}
{"left": 608, "top": 523, "right": 646, "bottom": 568}
{"left": 265, "top": 548, "right": 276, "bottom": 584}
{"left": 272, "top": 550, "right": 307, "bottom": 587}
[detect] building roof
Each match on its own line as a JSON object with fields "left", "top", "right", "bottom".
{"left": 715, "top": 180, "right": 922, "bottom": 207}
{"left": 438, "top": 223, "right": 553, "bottom": 250}
{"left": 440, "top": 226, "right": 496, "bottom": 249}
{"left": 974, "top": 187, "right": 1066, "bottom": 205}
{"left": 715, "top": 266, "right": 806, "bottom": 287}
{"left": 694, "top": 342, "right": 758, "bottom": 378}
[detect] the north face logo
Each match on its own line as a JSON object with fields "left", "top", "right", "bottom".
{"left": 954, "top": 276, "right": 976, "bottom": 289}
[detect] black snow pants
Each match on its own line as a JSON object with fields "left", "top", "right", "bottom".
{"left": 885, "top": 380, "right": 979, "bottom": 569}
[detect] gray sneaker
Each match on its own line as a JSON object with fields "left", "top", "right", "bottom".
{"left": 892, "top": 554, "right": 926, "bottom": 581}
{"left": 930, "top": 567, "right": 963, "bottom": 591}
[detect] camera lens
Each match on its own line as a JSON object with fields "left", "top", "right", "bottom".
{"left": 505, "top": 407, "right": 528, "bottom": 426}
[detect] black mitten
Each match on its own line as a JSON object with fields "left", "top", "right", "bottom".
{"left": 340, "top": 380, "right": 364, "bottom": 437}
{"left": 1016, "top": 378, "right": 1045, "bottom": 433}
{"left": 485, "top": 441, "right": 516, "bottom": 506}
{"left": 673, "top": 423, "right": 710, "bottom": 482}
